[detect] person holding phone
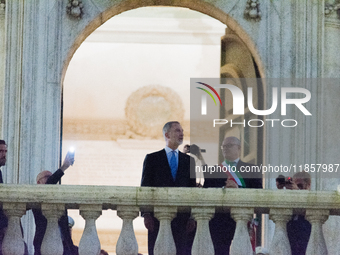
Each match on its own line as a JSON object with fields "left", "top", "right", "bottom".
{"left": 33, "top": 150, "right": 78, "bottom": 255}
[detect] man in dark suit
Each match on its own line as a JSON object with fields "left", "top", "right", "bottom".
{"left": 141, "top": 121, "right": 196, "bottom": 255}
{"left": 200, "top": 136, "right": 262, "bottom": 255}
{"left": 33, "top": 151, "right": 78, "bottom": 255}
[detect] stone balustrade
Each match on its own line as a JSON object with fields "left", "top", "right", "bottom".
{"left": 0, "top": 184, "right": 338, "bottom": 255}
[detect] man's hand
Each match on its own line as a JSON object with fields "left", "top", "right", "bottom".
{"left": 225, "top": 179, "right": 238, "bottom": 189}
{"left": 60, "top": 151, "right": 75, "bottom": 172}
{"left": 276, "top": 181, "right": 285, "bottom": 190}
{"left": 186, "top": 218, "right": 196, "bottom": 233}
{"left": 143, "top": 214, "right": 154, "bottom": 232}
{"left": 183, "top": 144, "right": 190, "bottom": 154}
{"left": 285, "top": 181, "right": 299, "bottom": 190}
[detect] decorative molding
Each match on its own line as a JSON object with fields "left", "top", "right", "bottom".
{"left": 244, "top": 0, "right": 261, "bottom": 21}
{"left": 66, "top": 0, "right": 83, "bottom": 19}
{"left": 325, "top": 1, "right": 340, "bottom": 18}
{"left": 0, "top": 0, "right": 5, "bottom": 12}
{"left": 63, "top": 118, "right": 191, "bottom": 140}
{"left": 63, "top": 119, "right": 128, "bottom": 140}
{"left": 125, "top": 85, "right": 184, "bottom": 139}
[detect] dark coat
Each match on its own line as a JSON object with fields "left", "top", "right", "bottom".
{"left": 141, "top": 149, "right": 196, "bottom": 255}
{"left": 141, "top": 149, "right": 196, "bottom": 188}
{"left": 287, "top": 215, "right": 311, "bottom": 255}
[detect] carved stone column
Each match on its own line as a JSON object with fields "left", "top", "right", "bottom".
{"left": 79, "top": 205, "right": 102, "bottom": 255}
{"left": 2, "top": 203, "right": 26, "bottom": 255}
{"left": 269, "top": 208, "right": 292, "bottom": 255}
{"left": 116, "top": 206, "right": 139, "bottom": 255}
{"left": 306, "top": 209, "right": 329, "bottom": 255}
{"left": 153, "top": 206, "right": 177, "bottom": 255}
{"left": 191, "top": 207, "right": 214, "bottom": 255}
{"left": 230, "top": 207, "right": 253, "bottom": 255}
{"left": 41, "top": 204, "right": 65, "bottom": 255}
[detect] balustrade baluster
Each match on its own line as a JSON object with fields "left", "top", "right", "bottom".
{"left": 306, "top": 209, "right": 329, "bottom": 255}
{"left": 116, "top": 205, "right": 139, "bottom": 255}
{"left": 154, "top": 206, "right": 177, "bottom": 255}
{"left": 79, "top": 204, "right": 102, "bottom": 255}
{"left": 230, "top": 207, "right": 253, "bottom": 255}
{"left": 2, "top": 203, "right": 26, "bottom": 255}
{"left": 41, "top": 204, "right": 65, "bottom": 255}
{"left": 269, "top": 208, "right": 292, "bottom": 255}
{"left": 191, "top": 207, "right": 214, "bottom": 255}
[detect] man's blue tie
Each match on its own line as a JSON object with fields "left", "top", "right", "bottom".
{"left": 170, "top": 151, "right": 177, "bottom": 180}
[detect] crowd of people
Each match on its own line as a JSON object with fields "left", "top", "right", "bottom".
{"left": 0, "top": 120, "right": 313, "bottom": 255}
{"left": 141, "top": 121, "right": 312, "bottom": 255}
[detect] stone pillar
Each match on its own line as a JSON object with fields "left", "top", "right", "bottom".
{"left": 153, "top": 206, "right": 177, "bottom": 255}
{"left": 306, "top": 209, "right": 329, "bottom": 255}
{"left": 116, "top": 206, "right": 139, "bottom": 255}
{"left": 191, "top": 207, "right": 214, "bottom": 255}
{"left": 2, "top": 203, "right": 26, "bottom": 255}
{"left": 230, "top": 207, "right": 253, "bottom": 255}
{"left": 79, "top": 205, "right": 102, "bottom": 255}
{"left": 269, "top": 209, "right": 292, "bottom": 255}
{"left": 41, "top": 204, "right": 65, "bottom": 255}
{"left": 0, "top": 1, "right": 5, "bottom": 136}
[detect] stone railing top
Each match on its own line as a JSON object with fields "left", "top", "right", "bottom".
{"left": 0, "top": 184, "right": 340, "bottom": 215}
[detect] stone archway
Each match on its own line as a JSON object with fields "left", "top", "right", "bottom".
{"left": 61, "top": 3, "right": 266, "bottom": 251}
{"left": 60, "top": 0, "right": 266, "bottom": 159}
{"left": 61, "top": 0, "right": 265, "bottom": 84}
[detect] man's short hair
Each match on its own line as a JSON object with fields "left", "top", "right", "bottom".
{"left": 162, "top": 121, "right": 180, "bottom": 138}
{"left": 36, "top": 170, "right": 53, "bottom": 184}
{"left": 224, "top": 136, "right": 241, "bottom": 146}
{"left": 0, "top": 140, "right": 6, "bottom": 145}
{"left": 293, "top": 171, "right": 311, "bottom": 185}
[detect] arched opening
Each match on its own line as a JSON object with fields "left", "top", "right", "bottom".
{"left": 61, "top": 0, "right": 265, "bottom": 82}
{"left": 60, "top": 2, "right": 265, "bottom": 254}
{"left": 62, "top": 6, "right": 229, "bottom": 254}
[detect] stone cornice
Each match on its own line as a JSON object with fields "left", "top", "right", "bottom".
{"left": 63, "top": 119, "right": 191, "bottom": 140}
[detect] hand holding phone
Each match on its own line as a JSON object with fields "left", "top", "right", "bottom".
{"left": 60, "top": 147, "right": 75, "bottom": 171}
